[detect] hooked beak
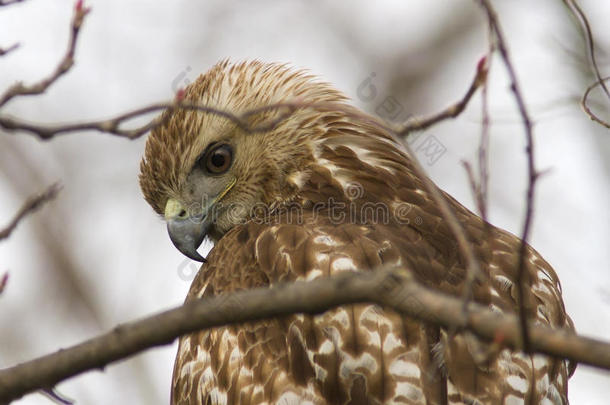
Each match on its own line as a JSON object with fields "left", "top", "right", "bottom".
{"left": 165, "top": 199, "right": 208, "bottom": 262}
{"left": 164, "top": 178, "right": 236, "bottom": 262}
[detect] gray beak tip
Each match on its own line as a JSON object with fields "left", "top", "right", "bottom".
{"left": 167, "top": 217, "right": 208, "bottom": 263}
{"left": 181, "top": 247, "right": 207, "bottom": 263}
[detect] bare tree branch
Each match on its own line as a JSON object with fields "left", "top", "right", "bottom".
{"left": 0, "top": 0, "right": 25, "bottom": 6}
{"left": 464, "top": 35, "right": 493, "bottom": 223}
{"left": 0, "top": 183, "right": 62, "bottom": 241}
{"left": 0, "top": 100, "right": 301, "bottom": 139}
{"left": 562, "top": 0, "right": 610, "bottom": 129}
{"left": 390, "top": 55, "right": 492, "bottom": 328}
{"left": 478, "top": 0, "right": 539, "bottom": 353}
{"left": 476, "top": 67, "right": 491, "bottom": 221}
{"left": 563, "top": 0, "right": 610, "bottom": 100}
{"left": 0, "top": 43, "right": 19, "bottom": 57}
{"left": 0, "top": 267, "right": 608, "bottom": 403}
{"left": 397, "top": 55, "right": 489, "bottom": 135}
{"left": 394, "top": 58, "right": 489, "bottom": 323}
{"left": 462, "top": 161, "right": 484, "bottom": 214}
{"left": 581, "top": 76, "right": 610, "bottom": 128}
{"left": 0, "top": 1, "right": 89, "bottom": 108}
{"left": 39, "top": 388, "right": 73, "bottom": 405}
{"left": 0, "top": 272, "right": 8, "bottom": 295}
{"left": 0, "top": 102, "right": 173, "bottom": 139}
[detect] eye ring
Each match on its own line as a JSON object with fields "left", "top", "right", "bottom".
{"left": 202, "top": 144, "right": 233, "bottom": 174}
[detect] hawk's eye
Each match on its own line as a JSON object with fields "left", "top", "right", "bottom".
{"left": 203, "top": 144, "right": 233, "bottom": 174}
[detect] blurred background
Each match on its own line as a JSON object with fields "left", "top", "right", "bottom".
{"left": 1, "top": 0, "right": 608, "bottom": 403}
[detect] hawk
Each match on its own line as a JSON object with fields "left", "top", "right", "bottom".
{"left": 139, "top": 60, "right": 574, "bottom": 404}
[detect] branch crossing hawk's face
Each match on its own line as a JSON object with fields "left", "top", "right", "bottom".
{"left": 140, "top": 60, "right": 351, "bottom": 261}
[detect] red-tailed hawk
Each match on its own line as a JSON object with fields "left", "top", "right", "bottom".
{"left": 139, "top": 60, "right": 574, "bottom": 404}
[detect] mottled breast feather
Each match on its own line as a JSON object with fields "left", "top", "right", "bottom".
{"left": 171, "top": 146, "right": 573, "bottom": 405}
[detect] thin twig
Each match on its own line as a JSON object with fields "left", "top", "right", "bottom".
{"left": 0, "top": 48, "right": 483, "bottom": 141}
{"left": 402, "top": 138, "right": 485, "bottom": 324}
{"left": 0, "top": 183, "right": 62, "bottom": 241}
{"left": 0, "top": 272, "right": 8, "bottom": 295}
{"left": 477, "top": 51, "right": 491, "bottom": 222}
{"left": 0, "top": 102, "right": 179, "bottom": 139}
{"left": 39, "top": 389, "right": 74, "bottom": 405}
{"left": 396, "top": 58, "right": 489, "bottom": 318}
{"left": 0, "top": 101, "right": 299, "bottom": 140}
{"left": 394, "top": 56, "right": 492, "bottom": 323}
{"left": 0, "top": 43, "right": 20, "bottom": 57}
{"left": 462, "top": 161, "right": 483, "bottom": 215}
{"left": 0, "top": 0, "right": 25, "bottom": 6}
{"left": 461, "top": 55, "right": 492, "bottom": 223}
{"left": 478, "top": 0, "right": 538, "bottom": 352}
{"left": 0, "top": 1, "right": 90, "bottom": 108}
{"left": 0, "top": 97, "right": 431, "bottom": 141}
{"left": 0, "top": 266, "right": 608, "bottom": 403}
{"left": 398, "top": 55, "right": 488, "bottom": 135}
{"left": 581, "top": 76, "right": 610, "bottom": 128}
{"left": 563, "top": 0, "right": 610, "bottom": 129}
{"left": 563, "top": 0, "right": 610, "bottom": 100}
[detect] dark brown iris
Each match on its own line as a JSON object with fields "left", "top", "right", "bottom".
{"left": 203, "top": 144, "right": 232, "bottom": 174}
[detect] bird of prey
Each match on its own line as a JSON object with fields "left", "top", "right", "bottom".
{"left": 139, "top": 60, "right": 574, "bottom": 404}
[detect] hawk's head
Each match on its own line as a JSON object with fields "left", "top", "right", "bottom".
{"left": 139, "top": 60, "right": 350, "bottom": 261}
